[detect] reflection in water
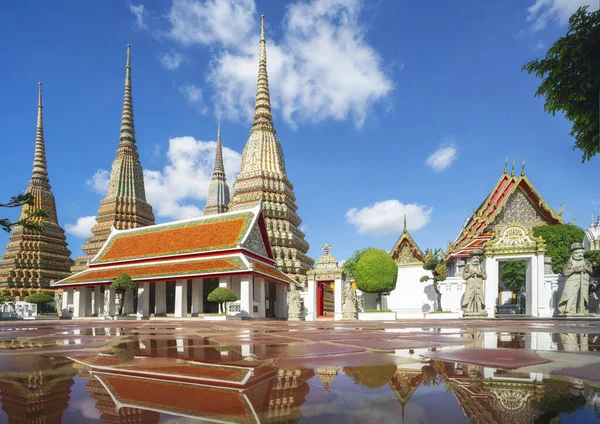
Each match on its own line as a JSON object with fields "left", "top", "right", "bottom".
{"left": 0, "top": 332, "right": 599, "bottom": 423}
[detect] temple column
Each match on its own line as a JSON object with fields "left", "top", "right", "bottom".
{"left": 61, "top": 289, "right": 73, "bottom": 318}
{"left": 484, "top": 257, "right": 498, "bottom": 317}
{"left": 306, "top": 277, "right": 316, "bottom": 321}
{"left": 219, "top": 276, "right": 231, "bottom": 289}
{"left": 94, "top": 286, "right": 103, "bottom": 316}
{"left": 73, "top": 288, "right": 87, "bottom": 318}
{"left": 256, "top": 277, "right": 266, "bottom": 318}
{"left": 276, "top": 284, "right": 287, "bottom": 319}
{"left": 104, "top": 288, "right": 116, "bottom": 317}
{"left": 137, "top": 282, "right": 150, "bottom": 319}
{"left": 174, "top": 281, "right": 188, "bottom": 318}
{"left": 84, "top": 287, "right": 93, "bottom": 316}
{"left": 155, "top": 282, "right": 166, "bottom": 316}
{"left": 191, "top": 279, "right": 203, "bottom": 316}
{"left": 240, "top": 276, "right": 252, "bottom": 318}
{"left": 334, "top": 278, "right": 343, "bottom": 320}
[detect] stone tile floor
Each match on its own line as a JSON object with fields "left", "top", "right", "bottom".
{"left": 1, "top": 318, "right": 600, "bottom": 423}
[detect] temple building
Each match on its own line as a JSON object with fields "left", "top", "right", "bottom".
{"left": 53, "top": 204, "right": 293, "bottom": 319}
{"left": 228, "top": 16, "right": 313, "bottom": 283}
{"left": 0, "top": 83, "right": 73, "bottom": 297}
{"left": 585, "top": 214, "right": 600, "bottom": 251}
{"left": 72, "top": 45, "right": 155, "bottom": 273}
{"left": 204, "top": 123, "right": 230, "bottom": 216}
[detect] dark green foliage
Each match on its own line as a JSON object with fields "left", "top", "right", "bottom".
{"left": 24, "top": 292, "right": 54, "bottom": 305}
{"left": 207, "top": 287, "right": 238, "bottom": 304}
{"left": 0, "top": 193, "right": 47, "bottom": 233}
{"left": 110, "top": 273, "right": 136, "bottom": 316}
{"left": 584, "top": 250, "right": 600, "bottom": 278}
{"left": 522, "top": 6, "right": 600, "bottom": 162}
{"left": 112, "top": 347, "right": 138, "bottom": 363}
{"left": 343, "top": 365, "right": 396, "bottom": 388}
{"left": 354, "top": 249, "right": 397, "bottom": 310}
{"left": 421, "top": 248, "right": 448, "bottom": 311}
{"left": 500, "top": 260, "right": 527, "bottom": 292}
{"left": 533, "top": 379, "right": 587, "bottom": 413}
{"left": 532, "top": 224, "right": 585, "bottom": 273}
{"left": 343, "top": 247, "right": 377, "bottom": 280}
{"left": 0, "top": 291, "right": 13, "bottom": 304}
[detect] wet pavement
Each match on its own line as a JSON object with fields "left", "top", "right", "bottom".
{"left": 1, "top": 318, "right": 600, "bottom": 423}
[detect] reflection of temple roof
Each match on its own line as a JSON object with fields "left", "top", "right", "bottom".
{"left": 389, "top": 369, "right": 425, "bottom": 422}
{"left": 449, "top": 165, "right": 562, "bottom": 259}
{"left": 316, "top": 367, "right": 339, "bottom": 392}
{"left": 390, "top": 215, "right": 426, "bottom": 266}
{"left": 55, "top": 203, "right": 296, "bottom": 287}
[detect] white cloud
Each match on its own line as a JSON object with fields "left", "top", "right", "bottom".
{"left": 160, "top": 51, "right": 184, "bottom": 70}
{"left": 426, "top": 140, "right": 457, "bottom": 172}
{"left": 179, "top": 83, "right": 202, "bottom": 104}
{"left": 86, "top": 169, "right": 110, "bottom": 195}
{"left": 534, "top": 40, "right": 545, "bottom": 50}
{"left": 166, "top": 0, "right": 392, "bottom": 127}
{"left": 65, "top": 216, "right": 97, "bottom": 238}
{"left": 143, "top": 136, "right": 242, "bottom": 220}
{"left": 345, "top": 200, "right": 432, "bottom": 237}
{"left": 129, "top": 4, "right": 148, "bottom": 30}
{"left": 527, "top": 0, "right": 598, "bottom": 31}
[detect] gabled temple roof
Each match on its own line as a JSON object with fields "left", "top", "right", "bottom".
{"left": 449, "top": 162, "right": 562, "bottom": 258}
{"left": 92, "top": 203, "right": 271, "bottom": 265}
{"left": 389, "top": 215, "right": 426, "bottom": 266}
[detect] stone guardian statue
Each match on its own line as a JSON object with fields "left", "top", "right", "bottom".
{"left": 461, "top": 249, "right": 488, "bottom": 317}
{"left": 342, "top": 282, "right": 358, "bottom": 320}
{"left": 287, "top": 283, "right": 303, "bottom": 321}
{"left": 558, "top": 243, "right": 594, "bottom": 317}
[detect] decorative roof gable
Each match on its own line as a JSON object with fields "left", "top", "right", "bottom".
{"left": 450, "top": 163, "right": 561, "bottom": 257}
{"left": 390, "top": 216, "right": 426, "bottom": 266}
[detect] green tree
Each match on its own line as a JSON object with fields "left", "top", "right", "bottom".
{"left": 500, "top": 260, "right": 527, "bottom": 296}
{"left": 419, "top": 248, "right": 448, "bottom": 311}
{"left": 1, "top": 193, "right": 47, "bottom": 233}
{"left": 343, "top": 365, "right": 397, "bottom": 388}
{"left": 207, "top": 287, "right": 238, "bottom": 314}
{"left": 354, "top": 249, "right": 398, "bottom": 310}
{"left": 342, "top": 247, "right": 377, "bottom": 280}
{"left": 110, "top": 273, "right": 136, "bottom": 316}
{"left": 24, "top": 292, "right": 55, "bottom": 314}
{"left": 522, "top": 6, "right": 600, "bottom": 162}
{"left": 0, "top": 291, "right": 13, "bottom": 305}
{"left": 532, "top": 224, "right": 585, "bottom": 273}
{"left": 584, "top": 250, "right": 600, "bottom": 279}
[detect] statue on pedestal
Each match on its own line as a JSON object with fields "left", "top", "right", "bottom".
{"left": 342, "top": 282, "right": 358, "bottom": 320}
{"left": 287, "top": 283, "right": 302, "bottom": 321}
{"left": 461, "top": 249, "right": 488, "bottom": 317}
{"left": 558, "top": 243, "right": 594, "bottom": 317}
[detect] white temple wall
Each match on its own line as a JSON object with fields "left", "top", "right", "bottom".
{"left": 437, "top": 277, "right": 464, "bottom": 313}
{"left": 386, "top": 266, "right": 434, "bottom": 317}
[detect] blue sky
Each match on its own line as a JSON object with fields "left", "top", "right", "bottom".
{"left": 0, "top": 0, "right": 598, "bottom": 263}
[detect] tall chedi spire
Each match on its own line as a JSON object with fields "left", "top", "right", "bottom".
{"left": 0, "top": 83, "right": 73, "bottom": 296}
{"left": 204, "top": 123, "right": 230, "bottom": 216}
{"left": 229, "top": 16, "right": 314, "bottom": 283}
{"left": 72, "top": 45, "right": 155, "bottom": 272}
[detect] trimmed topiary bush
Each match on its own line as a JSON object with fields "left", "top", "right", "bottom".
{"left": 110, "top": 273, "right": 136, "bottom": 316}
{"left": 342, "top": 247, "right": 378, "bottom": 280}
{"left": 343, "top": 365, "right": 397, "bottom": 388}
{"left": 532, "top": 224, "right": 585, "bottom": 273}
{"left": 24, "top": 292, "right": 54, "bottom": 305}
{"left": 420, "top": 248, "right": 448, "bottom": 311}
{"left": 207, "top": 287, "right": 238, "bottom": 314}
{"left": 354, "top": 249, "right": 398, "bottom": 310}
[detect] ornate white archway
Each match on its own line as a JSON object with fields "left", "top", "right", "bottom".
{"left": 483, "top": 223, "right": 547, "bottom": 317}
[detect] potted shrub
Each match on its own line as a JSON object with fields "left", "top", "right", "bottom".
{"left": 354, "top": 249, "right": 398, "bottom": 320}
{"left": 205, "top": 287, "right": 240, "bottom": 320}
{"left": 110, "top": 273, "right": 135, "bottom": 316}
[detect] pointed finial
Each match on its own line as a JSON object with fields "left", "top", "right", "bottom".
{"left": 510, "top": 159, "right": 515, "bottom": 176}
{"left": 503, "top": 156, "right": 508, "bottom": 174}
{"left": 322, "top": 243, "right": 331, "bottom": 254}
{"left": 252, "top": 14, "right": 274, "bottom": 132}
{"left": 212, "top": 122, "right": 225, "bottom": 174}
{"left": 32, "top": 82, "right": 48, "bottom": 182}
{"left": 119, "top": 44, "right": 137, "bottom": 150}
{"left": 403, "top": 214, "right": 407, "bottom": 233}
{"left": 592, "top": 213, "right": 595, "bottom": 227}
{"left": 558, "top": 205, "right": 563, "bottom": 218}
{"left": 520, "top": 159, "right": 526, "bottom": 176}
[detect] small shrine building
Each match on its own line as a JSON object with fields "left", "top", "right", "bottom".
{"left": 52, "top": 204, "right": 293, "bottom": 319}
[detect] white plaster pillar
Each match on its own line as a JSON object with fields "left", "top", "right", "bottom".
{"left": 256, "top": 277, "right": 266, "bottom": 318}
{"left": 62, "top": 289, "right": 73, "bottom": 318}
{"left": 84, "top": 287, "right": 93, "bottom": 316}
{"left": 276, "top": 284, "right": 287, "bottom": 319}
{"left": 73, "top": 288, "right": 87, "bottom": 318}
{"left": 155, "top": 283, "right": 166, "bottom": 316}
{"left": 191, "top": 279, "right": 203, "bottom": 316}
{"left": 240, "top": 276, "right": 252, "bottom": 318}
{"left": 123, "top": 289, "right": 134, "bottom": 315}
{"left": 219, "top": 276, "right": 231, "bottom": 289}
{"left": 526, "top": 257, "right": 541, "bottom": 317}
{"left": 334, "top": 278, "right": 343, "bottom": 320}
{"left": 483, "top": 331, "right": 498, "bottom": 349}
{"left": 174, "top": 281, "right": 188, "bottom": 318}
{"left": 305, "top": 277, "right": 316, "bottom": 321}
{"left": 484, "top": 257, "right": 498, "bottom": 317}
{"left": 137, "top": 283, "right": 150, "bottom": 319}
{"left": 536, "top": 254, "right": 544, "bottom": 316}
{"left": 94, "top": 286, "right": 103, "bottom": 316}
{"left": 104, "top": 288, "right": 115, "bottom": 317}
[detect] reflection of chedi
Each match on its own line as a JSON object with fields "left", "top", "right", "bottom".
{"left": 228, "top": 16, "right": 313, "bottom": 283}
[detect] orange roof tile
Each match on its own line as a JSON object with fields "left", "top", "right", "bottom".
{"left": 252, "top": 261, "right": 294, "bottom": 284}
{"left": 94, "top": 212, "right": 254, "bottom": 264}
{"left": 56, "top": 257, "right": 247, "bottom": 286}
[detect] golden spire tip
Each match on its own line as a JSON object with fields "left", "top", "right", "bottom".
{"left": 260, "top": 15, "right": 265, "bottom": 41}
